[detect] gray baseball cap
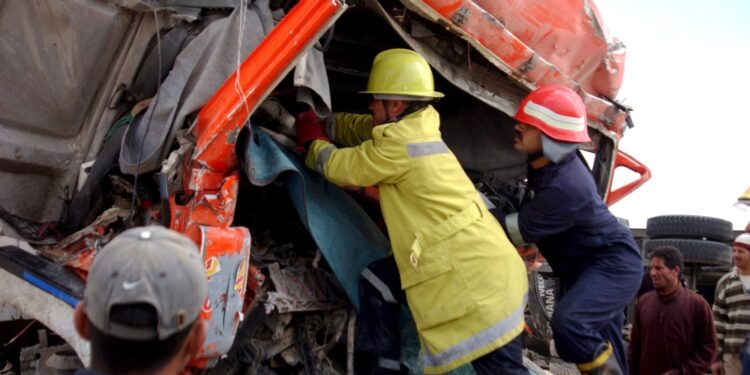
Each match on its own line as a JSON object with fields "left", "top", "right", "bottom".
{"left": 83, "top": 226, "right": 207, "bottom": 340}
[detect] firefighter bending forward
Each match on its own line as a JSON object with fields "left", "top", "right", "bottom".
{"left": 295, "top": 49, "right": 529, "bottom": 374}
{"left": 492, "top": 85, "right": 643, "bottom": 374}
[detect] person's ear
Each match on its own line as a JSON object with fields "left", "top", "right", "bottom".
{"left": 73, "top": 302, "right": 91, "bottom": 340}
{"left": 173, "top": 320, "right": 206, "bottom": 372}
{"left": 185, "top": 320, "right": 207, "bottom": 359}
{"left": 390, "top": 100, "right": 408, "bottom": 117}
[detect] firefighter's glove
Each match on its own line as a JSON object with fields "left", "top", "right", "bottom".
{"left": 295, "top": 111, "right": 330, "bottom": 152}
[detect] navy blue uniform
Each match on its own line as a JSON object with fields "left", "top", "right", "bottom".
{"left": 495, "top": 153, "right": 642, "bottom": 373}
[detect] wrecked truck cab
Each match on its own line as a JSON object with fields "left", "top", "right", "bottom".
{"left": 0, "top": 0, "right": 648, "bottom": 372}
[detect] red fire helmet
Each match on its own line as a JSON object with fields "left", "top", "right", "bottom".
{"left": 513, "top": 85, "right": 591, "bottom": 143}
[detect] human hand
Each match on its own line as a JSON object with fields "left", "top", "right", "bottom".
{"left": 517, "top": 245, "right": 541, "bottom": 270}
{"left": 295, "top": 111, "right": 329, "bottom": 152}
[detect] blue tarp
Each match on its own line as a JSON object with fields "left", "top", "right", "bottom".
{"left": 240, "top": 128, "right": 389, "bottom": 309}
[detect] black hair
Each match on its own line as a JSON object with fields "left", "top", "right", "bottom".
{"left": 88, "top": 303, "right": 194, "bottom": 373}
{"left": 403, "top": 100, "right": 430, "bottom": 115}
{"left": 649, "top": 246, "right": 684, "bottom": 277}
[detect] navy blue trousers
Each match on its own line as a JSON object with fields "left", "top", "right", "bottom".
{"left": 551, "top": 259, "right": 642, "bottom": 374}
{"left": 356, "top": 257, "right": 528, "bottom": 374}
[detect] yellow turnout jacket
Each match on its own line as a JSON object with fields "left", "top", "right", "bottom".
{"left": 305, "top": 106, "right": 528, "bottom": 373}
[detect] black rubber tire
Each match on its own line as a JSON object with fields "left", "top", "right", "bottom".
{"left": 644, "top": 238, "right": 731, "bottom": 265}
{"left": 646, "top": 215, "right": 734, "bottom": 242}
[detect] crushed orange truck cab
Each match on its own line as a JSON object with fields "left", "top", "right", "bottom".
{"left": 0, "top": 0, "right": 648, "bottom": 371}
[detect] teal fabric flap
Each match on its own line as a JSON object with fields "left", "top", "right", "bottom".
{"left": 240, "top": 128, "right": 389, "bottom": 309}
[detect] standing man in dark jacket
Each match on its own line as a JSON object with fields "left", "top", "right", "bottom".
{"left": 492, "top": 85, "right": 643, "bottom": 374}
{"left": 628, "top": 246, "right": 717, "bottom": 374}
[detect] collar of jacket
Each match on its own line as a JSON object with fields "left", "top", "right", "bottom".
{"left": 728, "top": 267, "right": 750, "bottom": 279}
{"left": 527, "top": 152, "right": 576, "bottom": 184}
{"left": 374, "top": 105, "right": 439, "bottom": 139}
{"left": 729, "top": 267, "right": 739, "bottom": 279}
{"left": 386, "top": 105, "right": 430, "bottom": 125}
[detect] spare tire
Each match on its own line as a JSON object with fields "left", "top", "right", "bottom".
{"left": 644, "top": 238, "right": 731, "bottom": 266}
{"left": 646, "top": 215, "right": 734, "bottom": 242}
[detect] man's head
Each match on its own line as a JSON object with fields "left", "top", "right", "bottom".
{"left": 513, "top": 85, "right": 589, "bottom": 163}
{"left": 732, "top": 233, "right": 750, "bottom": 272}
{"left": 73, "top": 226, "right": 208, "bottom": 374}
{"left": 360, "top": 49, "right": 443, "bottom": 125}
{"left": 648, "top": 246, "right": 683, "bottom": 294}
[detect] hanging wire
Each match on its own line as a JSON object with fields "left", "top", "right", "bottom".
{"left": 129, "top": 6, "right": 164, "bottom": 225}
{"left": 234, "top": 0, "right": 251, "bottom": 118}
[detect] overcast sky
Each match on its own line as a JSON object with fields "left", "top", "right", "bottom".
{"left": 593, "top": 0, "right": 750, "bottom": 230}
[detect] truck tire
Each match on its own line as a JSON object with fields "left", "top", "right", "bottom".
{"left": 646, "top": 215, "right": 734, "bottom": 242}
{"left": 644, "top": 238, "right": 731, "bottom": 265}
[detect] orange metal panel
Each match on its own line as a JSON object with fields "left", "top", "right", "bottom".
{"left": 170, "top": 171, "right": 240, "bottom": 233}
{"left": 605, "top": 150, "right": 651, "bottom": 206}
{"left": 169, "top": 0, "right": 346, "bottom": 367}
{"left": 191, "top": 0, "right": 345, "bottom": 173}
{"left": 196, "top": 225, "right": 252, "bottom": 359}
{"left": 472, "top": 0, "right": 623, "bottom": 97}
{"left": 414, "top": 0, "right": 628, "bottom": 135}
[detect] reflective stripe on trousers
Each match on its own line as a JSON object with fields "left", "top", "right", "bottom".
{"left": 356, "top": 258, "right": 404, "bottom": 370}
{"left": 361, "top": 268, "right": 398, "bottom": 304}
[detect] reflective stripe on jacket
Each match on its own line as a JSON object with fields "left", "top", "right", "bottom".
{"left": 306, "top": 106, "right": 528, "bottom": 373}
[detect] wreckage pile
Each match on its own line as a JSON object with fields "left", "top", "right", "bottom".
{"left": 208, "top": 182, "right": 354, "bottom": 375}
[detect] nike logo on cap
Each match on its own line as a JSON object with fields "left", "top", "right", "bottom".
{"left": 122, "top": 279, "right": 143, "bottom": 290}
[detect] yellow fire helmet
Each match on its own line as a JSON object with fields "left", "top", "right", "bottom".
{"left": 360, "top": 48, "right": 444, "bottom": 100}
{"left": 736, "top": 186, "right": 750, "bottom": 211}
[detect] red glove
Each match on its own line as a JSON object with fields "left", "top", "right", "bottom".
{"left": 295, "top": 111, "right": 330, "bottom": 151}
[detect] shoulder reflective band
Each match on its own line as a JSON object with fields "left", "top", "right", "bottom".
{"left": 315, "top": 144, "right": 336, "bottom": 174}
{"left": 407, "top": 141, "right": 449, "bottom": 158}
{"left": 524, "top": 100, "right": 585, "bottom": 131}
{"left": 504, "top": 212, "right": 527, "bottom": 246}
